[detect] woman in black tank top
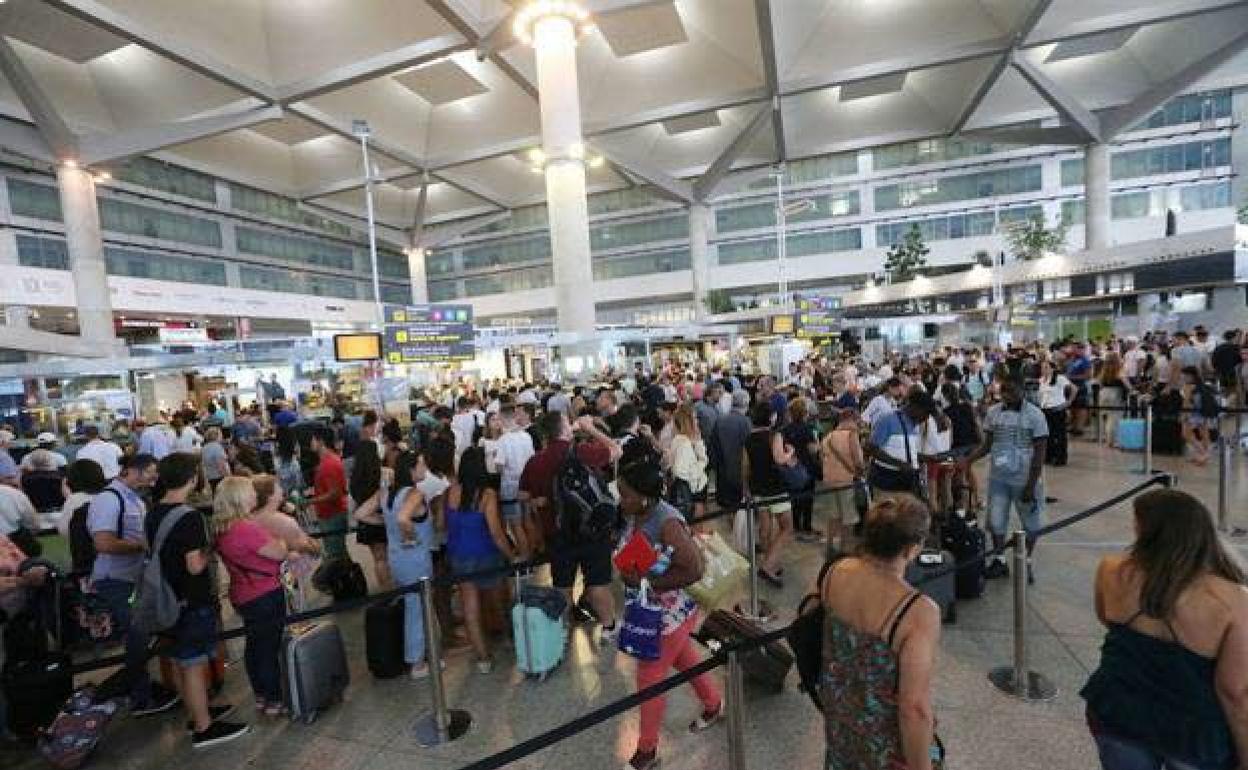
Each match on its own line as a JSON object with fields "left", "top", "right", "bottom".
{"left": 744, "top": 401, "right": 791, "bottom": 587}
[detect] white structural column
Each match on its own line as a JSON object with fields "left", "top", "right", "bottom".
{"left": 689, "top": 203, "right": 712, "bottom": 320}
{"left": 531, "top": 12, "right": 596, "bottom": 340}
{"left": 1084, "top": 143, "right": 1110, "bottom": 251}
{"left": 408, "top": 248, "right": 430, "bottom": 304}
{"left": 56, "top": 163, "right": 117, "bottom": 346}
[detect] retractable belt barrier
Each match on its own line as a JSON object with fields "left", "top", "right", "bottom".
{"left": 64, "top": 471, "right": 1173, "bottom": 770}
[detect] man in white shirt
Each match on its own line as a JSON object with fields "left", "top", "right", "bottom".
{"left": 136, "top": 421, "right": 174, "bottom": 460}
{"left": 862, "top": 377, "right": 906, "bottom": 426}
{"left": 1122, "top": 338, "right": 1146, "bottom": 383}
{"left": 450, "top": 396, "right": 478, "bottom": 462}
{"left": 0, "top": 484, "right": 36, "bottom": 536}
{"left": 76, "top": 425, "right": 124, "bottom": 479}
{"left": 494, "top": 406, "right": 536, "bottom": 557}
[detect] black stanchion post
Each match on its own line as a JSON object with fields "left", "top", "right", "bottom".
{"left": 988, "top": 531, "right": 1056, "bottom": 701}
{"left": 412, "top": 578, "right": 471, "bottom": 746}
{"left": 725, "top": 650, "right": 747, "bottom": 770}
{"left": 1218, "top": 428, "right": 1230, "bottom": 533}
{"left": 1144, "top": 403, "right": 1153, "bottom": 476}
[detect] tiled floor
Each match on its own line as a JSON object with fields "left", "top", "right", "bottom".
{"left": 5, "top": 438, "right": 1245, "bottom": 770}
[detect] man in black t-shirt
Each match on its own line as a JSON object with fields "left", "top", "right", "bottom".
{"left": 146, "top": 453, "right": 249, "bottom": 749}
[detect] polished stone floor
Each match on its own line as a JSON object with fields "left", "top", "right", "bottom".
{"left": 5, "top": 435, "right": 1246, "bottom": 770}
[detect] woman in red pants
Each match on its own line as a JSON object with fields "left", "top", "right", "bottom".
{"left": 616, "top": 461, "right": 723, "bottom": 770}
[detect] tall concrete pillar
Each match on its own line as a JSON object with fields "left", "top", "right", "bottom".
{"left": 1084, "top": 143, "right": 1110, "bottom": 251}
{"left": 408, "top": 247, "right": 429, "bottom": 304}
{"left": 689, "top": 203, "right": 711, "bottom": 320}
{"left": 56, "top": 163, "right": 117, "bottom": 346}
{"left": 526, "top": 8, "right": 596, "bottom": 341}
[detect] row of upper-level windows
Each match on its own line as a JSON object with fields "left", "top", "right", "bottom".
{"left": 116, "top": 157, "right": 217, "bottom": 202}
{"left": 717, "top": 190, "right": 860, "bottom": 233}
{"left": 1060, "top": 180, "right": 1233, "bottom": 223}
{"left": 237, "top": 264, "right": 409, "bottom": 302}
{"left": 235, "top": 226, "right": 355, "bottom": 271}
{"left": 228, "top": 182, "right": 352, "bottom": 237}
{"left": 875, "top": 165, "right": 1043, "bottom": 211}
{"left": 717, "top": 228, "right": 862, "bottom": 266}
{"left": 876, "top": 204, "right": 1043, "bottom": 247}
{"left": 1061, "top": 138, "right": 1232, "bottom": 185}
{"left": 15, "top": 234, "right": 227, "bottom": 285}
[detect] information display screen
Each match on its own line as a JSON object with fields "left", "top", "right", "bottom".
{"left": 334, "top": 333, "right": 382, "bottom": 362}
{"left": 794, "top": 296, "right": 842, "bottom": 338}
{"left": 381, "top": 304, "right": 475, "bottom": 364}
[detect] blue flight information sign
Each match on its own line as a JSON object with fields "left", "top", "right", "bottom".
{"left": 382, "top": 304, "right": 475, "bottom": 364}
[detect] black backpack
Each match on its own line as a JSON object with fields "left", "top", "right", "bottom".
{"left": 553, "top": 445, "right": 620, "bottom": 543}
{"left": 787, "top": 555, "right": 846, "bottom": 711}
{"left": 1196, "top": 384, "right": 1221, "bottom": 419}
{"left": 68, "top": 489, "right": 125, "bottom": 578}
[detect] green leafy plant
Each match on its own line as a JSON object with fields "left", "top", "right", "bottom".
{"left": 1004, "top": 213, "right": 1068, "bottom": 261}
{"left": 703, "top": 289, "right": 736, "bottom": 315}
{"left": 1238, "top": 203, "right": 1247, "bottom": 225}
{"left": 883, "top": 224, "right": 929, "bottom": 282}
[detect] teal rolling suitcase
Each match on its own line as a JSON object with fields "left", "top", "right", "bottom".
{"left": 512, "top": 579, "right": 567, "bottom": 681}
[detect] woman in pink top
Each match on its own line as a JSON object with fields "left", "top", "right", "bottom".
{"left": 213, "top": 477, "right": 289, "bottom": 715}
{"left": 250, "top": 475, "right": 320, "bottom": 585}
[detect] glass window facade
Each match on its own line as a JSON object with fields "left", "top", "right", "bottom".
{"left": 873, "top": 137, "right": 1018, "bottom": 171}
{"left": 15, "top": 234, "right": 69, "bottom": 269}
{"left": 874, "top": 165, "right": 1041, "bottom": 210}
{"left": 116, "top": 158, "right": 216, "bottom": 202}
{"left": 463, "top": 265, "right": 553, "bottom": 297}
{"left": 1063, "top": 139, "right": 1232, "bottom": 186}
{"left": 594, "top": 248, "right": 690, "bottom": 280}
{"left": 1059, "top": 181, "right": 1230, "bottom": 225}
{"left": 236, "top": 226, "right": 355, "bottom": 270}
{"left": 747, "top": 154, "right": 858, "bottom": 189}
{"left": 8, "top": 179, "right": 63, "bottom": 221}
{"left": 427, "top": 251, "right": 457, "bottom": 276}
{"left": 239, "top": 265, "right": 360, "bottom": 299}
{"left": 462, "top": 236, "right": 551, "bottom": 271}
{"left": 98, "top": 198, "right": 222, "bottom": 248}
{"left": 229, "top": 183, "right": 352, "bottom": 237}
{"left": 1135, "top": 91, "right": 1232, "bottom": 131}
{"left": 717, "top": 228, "right": 861, "bottom": 265}
{"left": 376, "top": 248, "right": 409, "bottom": 280}
{"left": 591, "top": 215, "right": 687, "bottom": 251}
{"left": 380, "top": 284, "right": 411, "bottom": 304}
{"left": 588, "top": 187, "right": 668, "bottom": 216}
{"left": 717, "top": 190, "right": 860, "bottom": 233}
{"left": 876, "top": 205, "right": 1041, "bottom": 246}
{"left": 104, "top": 246, "right": 227, "bottom": 285}
{"left": 428, "top": 280, "right": 460, "bottom": 301}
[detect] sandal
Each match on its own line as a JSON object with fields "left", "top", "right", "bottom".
{"left": 689, "top": 703, "right": 724, "bottom": 733}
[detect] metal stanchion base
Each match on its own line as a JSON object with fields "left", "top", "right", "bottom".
{"left": 412, "top": 709, "right": 472, "bottom": 747}
{"left": 735, "top": 600, "right": 774, "bottom": 624}
{"left": 988, "top": 666, "right": 1058, "bottom": 701}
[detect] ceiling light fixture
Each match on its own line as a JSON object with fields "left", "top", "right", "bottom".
{"left": 512, "top": 0, "right": 594, "bottom": 47}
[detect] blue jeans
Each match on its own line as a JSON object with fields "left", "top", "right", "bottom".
{"left": 388, "top": 546, "right": 430, "bottom": 666}
{"left": 236, "top": 589, "right": 286, "bottom": 703}
{"left": 93, "top": 578, "right": 152, "bottom": 706}
{"left": 987, "top": 478, "right": 1044, "bottom": 539}
{"left": 1093, "top": 733, "right": 1209, "bottom": 770}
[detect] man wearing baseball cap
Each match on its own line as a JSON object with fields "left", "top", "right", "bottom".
{"left": 19, "top": 432, "right": 67, "bottom": 474}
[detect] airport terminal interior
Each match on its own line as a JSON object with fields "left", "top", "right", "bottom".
{"left": 1, "top": 0, "right": 1247, "bottom": 769}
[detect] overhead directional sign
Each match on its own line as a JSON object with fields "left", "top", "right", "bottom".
{"left": 793, "top": 296, "right": 841, "bottom": 338}
{"left": 382, "top": 304, "right": 475, "bottom": 364}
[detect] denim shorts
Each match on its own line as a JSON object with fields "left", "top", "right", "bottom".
{"left": 987, "top": 479, "right": 1043, "bottom": 537}
{"left": 500, "top": 500, "right": 523, "bottom": 523}
{"left": 168, "top": 604, "right": 219, "bottom": 668}
{"left": 450, "top": 553, "right": 507, "bottom": 590}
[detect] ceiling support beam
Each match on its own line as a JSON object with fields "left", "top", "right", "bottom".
{"left": 693, "top": 104, "right": 771, "bottom": 202}
{"left": 79, "top": 104, "right": 283, "bottom": 165}
{"left": 44, "top": 0, "right": 275, "bottom": 101}
{"left": 1010, "top": 54, "right": 1102, "bottom": 142}
{"left": 0, "top": 117, "right": 55, "bottom": 163}
{"left": 475, "top": 11, "right": 516, "bottom": 61}
{"left": 1099, "top": 25, "right": 1248, "bottom": 138}
{"left": 275, "top": 35, "right": 471, "bottom": 104}
{"left": 1023, "top": 0, "right": 1248, "bottom": 48}
{"left": 420, "top": 209, "right": 512, "bottom": 249}
{"left": 0, "top": 37, "right": 77, "bottom": 160}
{"left": 780, "top": 37, "right": 1011, "bottom": 99}
{"left": 953, "top": 0, "right": 1054, "bottom": 132}
{"left": 752, "top": 0, "right": 785, "bottom": 161}
{"left": 299, "top": 169, "right": 415, "bottom": 201}
{"left": 588, "top": 144, "right": 694, "bottom": 203}
{"left": 296, "top": 201, "right": 408, "bottom": 246}
{"left": 961, "top": 125, "right": 1089, "bottom": 145}
{"left": 411, "top": 175, "right": 430, "bottom": 248}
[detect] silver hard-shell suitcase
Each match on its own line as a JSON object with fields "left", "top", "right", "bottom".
{"left": 281, "top": 620, "right": 349, "bottom": 724}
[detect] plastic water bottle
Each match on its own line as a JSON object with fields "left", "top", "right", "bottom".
{"left": 650, "top": 546, "right": 675, "bottom": 576}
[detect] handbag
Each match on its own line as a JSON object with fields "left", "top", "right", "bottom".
{"left": 866, "top": 412, "right": 919, "bottom": 494}
{"left": 687, "top": 532, "right": 749, "bottom": 611}
{"left": 8, "top": 526, "right": 43, "bottom": 558}
{"left": 618, "top": 579, "right": 663, "bottom": 661}
{"left": 666, "top": 476, "right": 694, "bottom": 517}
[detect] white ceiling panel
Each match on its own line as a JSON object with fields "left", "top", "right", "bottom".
{"left": 261, "top": 0, "right": 461, "bottom": 86}
{"left": 594, "top": 104, "right": 777, "bottom": 179}
{"left": 4, "top": 39, "right": 117, "bottom": 132}
{"left": 304, "top": 77, "right": 435, "bottom": 159}
{"left": 250, "top": 116, "right": 329, "bottom": 146}
{"left": 1029, "top": 0, "right": 1224, "bottom": 45}
{"left": 595, "top": 1, "right": 689, "bottom": 57}
{"left": 775, "top": 0, "right": 1007, "bottom": 85}
{"left": 422, "top": 55, "right": 541, "bottom": 162}
{"left": 1, "top": 2, "right": 128, "bottom": 64}
{"left": 394, "top": 58, "right": 490, "bottom": 105}
{"left": 962, "top": 65, "right": 1055, "bottom": 130}
{"left": 86, "top": 45, "right": 245, "bottom": 131}
{"left": 164, "top": 132, "right": 299, "bottom": 195}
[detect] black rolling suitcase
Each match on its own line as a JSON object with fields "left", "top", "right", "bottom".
{"left": 697, "top": 610, "right": 792, "bottom": 693}
{"left": 941, "top": 512, "right": 986, "bottom": 600}
{"left": 2, "top": 562, "right": 73, "bottom": 739}
{"left": 364, "top": 597, "right": 407, "bottom": 678}
{"left": 905, "top": 549, "right": 957, "bottom": 624}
